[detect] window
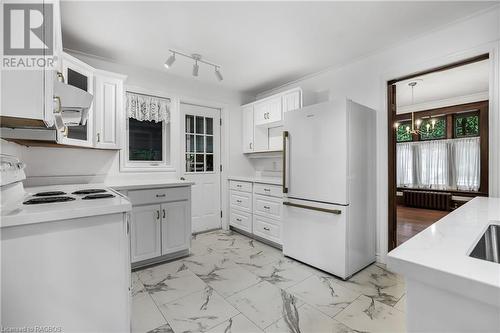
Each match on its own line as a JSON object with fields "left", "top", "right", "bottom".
{"left": 128, "top": 119, "right": 163, "bottom": 161}
{"left": 396, "top": 121, "right": 412, "bottom": 142}
{"left": 419, "top": 117, "right": 446, "bottom": 141}
{"left": 121, "top": 92, "right": 172, "bottom": 171}
{"left": 185, "top": 115, "right": 214, "bottom": 172}
{"left": 454, "top": 112, "right": 479, "bottom": 138}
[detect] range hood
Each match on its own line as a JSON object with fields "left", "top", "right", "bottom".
{"left": 1, "top": 78, "right": 93, "bottom": 144}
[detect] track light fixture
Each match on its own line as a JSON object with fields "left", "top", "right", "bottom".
{"left": 164, "top": 50, "right": 223, "bottom": 81}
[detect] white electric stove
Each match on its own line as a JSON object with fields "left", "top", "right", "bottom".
{"left": 1, "top": 154, "right": 132, "bottom": 332}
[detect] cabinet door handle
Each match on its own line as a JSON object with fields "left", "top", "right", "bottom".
{"left": 249, "top": 142, "right": 253, "bottom": 149}
{"left": 163, "top": 209, "right": 166, "bottom": 219}
{"left": 264, "top": 188, "right": 270, "bottom": 192}
{"left": 236, "top": 218, "right": 242, "bottom": 222}
{"left": 263, "top": 206, "right": 270, "bottom": 209}
{"left": 97, "top": 133, "right": 100, "bottom": 143}
{"left": 263, "top": 227, "right": 270, "bottom": 231}
{"left": 236, "top": 200, "right": 242, "bottom": 203}
{"left": 56, "top": 71, "right": 65, "bottom": 83}
{"left": 156, "top": 210, "right": 160, "bottom": 219}
{"left": 156, "top": 194, "right": 166, "bottom": 198}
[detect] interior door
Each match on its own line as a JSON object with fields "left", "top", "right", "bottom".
{"left": 283, "top": 100, "right": 348, "bottom": 204}
{"left": 181, "top": 103, "right": 221, "bottom": 233}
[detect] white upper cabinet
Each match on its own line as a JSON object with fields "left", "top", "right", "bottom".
{"left": 282, "top": 90, "right": 301, "bottom": 113}
{"left": 94, "top": 70, "right": 126, "bottom": 149}
{"left": 58, "top": 53, "right": 95, "bottom": 147}
{"left": 242, "top": 105, "right": 254, "bottom": 153}
{"left": 241, "top": 88, "right": 302, "bottom": 153}
{"left": 254, "top": 97, "right": 282, "bottom": 126}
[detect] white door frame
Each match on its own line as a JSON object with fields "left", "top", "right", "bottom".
{"left": 178, "top": 97, "right": 230, "bottom": 231}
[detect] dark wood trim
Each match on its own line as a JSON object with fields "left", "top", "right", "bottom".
{"left": 479, "top": 103, "right": 489, "bottom": 194}
{"left": 394, "top": 101, "right": 488, "bottom": 121}
{"left": 387, "top": 56, "right": 489, "bottom": 252}
{"left": 396, "top": 187, "right": 488, "bottom": 197}
{"left": 387, "top": 84, "right": 398, "bottom": 251}
{"left": 387, "top": 54, "right": 489, "bottom": 85}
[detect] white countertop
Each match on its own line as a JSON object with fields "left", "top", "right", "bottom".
{"left": 1, "top": 183, "right": 132, "bottom": 228}
{"left": 387, "top": 197, "right": 500, "bottom": 307}
{"left": 107, "top": 178, "right": 194, "bottom": 190}
{"left": 228, "top": 175, "right": 282, "bottom": 186}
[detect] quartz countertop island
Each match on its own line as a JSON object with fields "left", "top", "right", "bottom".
{"left": 387, "top": 197, "right": 500, "bottom": 333}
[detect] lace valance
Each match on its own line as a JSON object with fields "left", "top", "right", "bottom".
{"left": 126, "top": 92, "right": 170, "bottom": 123}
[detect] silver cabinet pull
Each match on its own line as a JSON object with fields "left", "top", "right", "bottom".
{"left": 236, "top": 200, "right": 242, "bottom": 203}
{"left": 282, "top": 131, "right": 289, "bottom": 193}
{"left": 283, "top": 201, "right": 341, "bottom": 215}
{"left": 163, "top": 209, "right": 166, "bottom": 219}
{"left": 263, "top": 227, "right": 270, "bottom": 231}
{"left": 156, "top": 210, "right": 160, "bottom": 219}
{"left": 56, "top": 71, "right": 65, "bottom": 83}
{"left": 236, "top": 185, "right": 242, "bottom": 188}
{"left": 156, "top": 194, "right": 166, "bottom": 198}
{"left": 97, "top": 133, "right": 100, "bottom": 142}
{"left": 264, "top": 188, "right": 270, "bottom": 192}
{"left": 263, "top": 206, "right": 270, "bottom": 209}
{"left": 249, "top": 142, "right": 253, "bottom": 150}
{"left": 236, "top": 218, "right": 242, "bottom": 222}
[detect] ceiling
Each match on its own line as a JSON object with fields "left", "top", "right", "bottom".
{"left": 396, "top": 59, "right": 489, "bottom": 114}
{"left": 60, "top": 1, "right": 496, "bottom": 94}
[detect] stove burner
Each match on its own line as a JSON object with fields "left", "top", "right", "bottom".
{"left": 82, "top": 193, "right": 115, "bottom": 200}
{"left": 34, "top": 191, "right": 66, "bottom": 197}
{"left": 23, "top": 196, "right": 76, "bottom": 205}
{"left": 72, "top": 189, "right": 107, "bottom": 195}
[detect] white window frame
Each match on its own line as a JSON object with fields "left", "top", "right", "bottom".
{"left": 120, "top": 87, "right": 175, "bottom": 172}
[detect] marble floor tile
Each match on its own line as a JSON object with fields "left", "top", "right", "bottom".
{"left": 226, "top": 281, "right": 303, "bottom": 330}
{"left": 132, "top": 272, "right": 146, "bottom": 297}
{"left": 143, "top": 269, "right": 207, "bottom": 305}
{"left": 182, "top": 253, "right": 239, "bottom": 276}
{"left": 227, "top": 247, "right": 282, "bottom": 272}
{"left": 137, "top": 260, "right": 189, "bottom": 285}
{"left": 207, "top": 314, "right": 264, "bottom": 333}
{"left": 334, "top": 295, "right": 406, "bottom": 333}
{"left": 394, "top": 295, "right": 406, "bottom": 312}
{"left": 253, "top": 258, "right": 313, "bottom": 289}
{"left": 335, "top": 264, "right": 405, "bottom": 306}
{"left": 159, "top": 286, "right": 239, "bottom": 333}
{"left": 132, "top": 291, "right": 167, "bottom": 333}
{"left": 147, "top": 323, "right": 175, "bottom": 333}
{"left": 265, "top": 303, "right": 356, "bottom": 333}
{"left": 198, "top": 264, "right": 262, "bottom": 298}
{"left": 287, "top": 275, "right": 360, "bottom": 318}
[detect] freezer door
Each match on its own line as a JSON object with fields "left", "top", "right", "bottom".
{"left": 283, "top": 100, "right": 348, "bottom": 204}
{"left": 282, "top": 198, "right": 348, "bottom": 279}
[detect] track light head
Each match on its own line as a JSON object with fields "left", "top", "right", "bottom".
{"left": 215, "top": 67, "right": 223, "bottom": 81}
{"left": 192, "top": 61, "right": 199, "bottom": 77}
{"left": 164, "top": 53, "right": 176, "bottom": 69}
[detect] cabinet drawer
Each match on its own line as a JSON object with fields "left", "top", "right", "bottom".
{"left": 253, "top": 194, "right": 282, "bottom": 220}
{"left": 230, "top": 209, "right": 252, "bottom": 233}
{"left": 229, "top": 180, "right": 252, "bottom": 193}
{"left": 254, "top": 183, "right": 282, "bottom": 198}
{"left": 253, "top": 215, "right": 281, "bottom": 244}
{"left": 127, "top": 187, "right": 189, "bottom": 205}
{"left": 230, "top": 190, "right": 252, "bottom": 212}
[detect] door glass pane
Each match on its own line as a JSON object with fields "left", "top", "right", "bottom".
{"left": 186, "top": 154, "right": 195, "bottom": 172}
{"left": 195, "top": 116, "right": 204, "bottom": 134}
{"left": 206, "top": 136, "right": 213, "bottom": 153}
{"left": 186, "top": 115, "right": 194, "bottom": 133}
{"left": 195, "top": 154, "right": 204, "bottom": 172}
{"left": 195, "top": 135, "right": 204, "bottom": 152}
{"left": 205, "top": 118, "right": 213, "bottom": 135}
{"left": 206, "top": 154, "right": 214, "bottom": 172}
{"left": 129, "top": 119, "right": 163, "bottom": 161}
{"left": 186, "top": 135, "right": 194, "bottom": 152}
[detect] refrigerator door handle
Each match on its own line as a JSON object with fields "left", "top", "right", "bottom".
{"left": 283, "top": 201, "right": 342, "bottom": 215}
{"left": 282, "top": 130, "right": 289, "bottom": 193}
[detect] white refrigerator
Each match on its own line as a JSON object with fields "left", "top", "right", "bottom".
{"left": 282, "top": 99, "right": 376, "bottom": 279}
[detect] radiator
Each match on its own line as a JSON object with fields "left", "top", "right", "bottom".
{"left": 403, "top": 190, "right": 451, "bottom": 211}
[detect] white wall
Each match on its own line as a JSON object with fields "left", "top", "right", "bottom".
{"left": 251, "top": 6, "right": 500, "bottom": 261}
{"left": 1, "top": 52, "right": 254, "bottom": 186}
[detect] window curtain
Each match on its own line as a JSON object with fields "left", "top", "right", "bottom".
{"left": 126, "top": 92, "right": 170, "bottom": 123}
{"left": 396, "top": 137, "right": 480, "bottom": 191}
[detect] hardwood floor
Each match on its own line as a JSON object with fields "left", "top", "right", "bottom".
{"left": 397, "top": 205, "right": 450, "bottom": 246}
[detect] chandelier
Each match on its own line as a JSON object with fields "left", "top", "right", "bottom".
{"left": 394, "top": 81, "right": 437, "bottom": 135}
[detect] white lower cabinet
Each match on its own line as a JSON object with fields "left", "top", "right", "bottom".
{"left": 125, "top": 186, "right": 191, "bottom": 266}
{"left": 229, "top": 180, "right": 283, "bottom": 245}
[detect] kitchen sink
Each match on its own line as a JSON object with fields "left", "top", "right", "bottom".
{"left": 469, "top": 224, "right": 500, "bottom": 263}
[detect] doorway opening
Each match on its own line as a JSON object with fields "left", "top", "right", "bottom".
{"left": 180, "top": 102, "right": 222, "bottom": 233}
{"left": 387, "top": 54, "right": 490, "bottom": 250}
